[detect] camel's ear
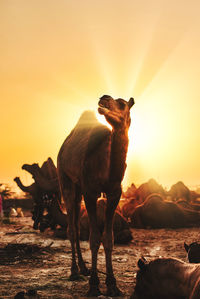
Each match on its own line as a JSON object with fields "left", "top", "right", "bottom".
{"left": 138, "top": 256, "right": 148, "bottom": 271}
{"left": 184, "top": 242, "right": 189, "bottom": 252}
{"left": 128, "top": 97, "right": 135, "bottom": 109}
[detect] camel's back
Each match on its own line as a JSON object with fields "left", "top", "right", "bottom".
{"left": 58, "top": 111, "right": 111, "bottom": 184}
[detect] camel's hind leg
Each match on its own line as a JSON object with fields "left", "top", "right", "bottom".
{"left": 74, "top": 187, "right": 90, "bottom": 276}
{"left": 84, "top": 196, "right": 102, "bottom": 296}
{"left": 59, "top": 173, "right": 79, "bottom": 280}
{"left": 102, "top": 189, "right": 122, "bottom": 296}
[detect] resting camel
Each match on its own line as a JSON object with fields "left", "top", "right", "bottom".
{"left": 134, "top": 178, "right": 166, "bottom": 203}
{"left": 121, "top": 179, "right": 166, "bottom": 220}
{"left": 176, "top": 198, "right": 200, "bottom": 211}
{"left": 130, "top": 193, "right": 200, "bottom": 229}
{"left": 122, "top": 183, "right": 137, "bottom": 199}
{"left": 57, "top": 95, "right": 134, "bottom": 296}
{"left": 131, "top": 257, "right": 200, "bottom": 299}
{"left": 168, "top": 181, "right": 192, "bottom": 202}
{"left": 184, "top": 242, "right": 200, "bottom": 263}
{"left": 14, "top": 158, "right": 60, "bottom": 229}
{"left": 22, "top": 157, "right": 59, "bottom": 193}
{"left": 36, "top": 195, "right": 132, "bottom": 244}
{"left": 37, "top": 193, "right": 68, "bottom": 233}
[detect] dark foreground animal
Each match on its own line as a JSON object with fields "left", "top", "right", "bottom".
{"left": 131, "top": 257, "right": 200, "bottom": 299}
{"left": 184, "top": 242, "right": 200, "bottom": 263}
{"left": 57, "top": 95, "right": 134, "bottom": 296}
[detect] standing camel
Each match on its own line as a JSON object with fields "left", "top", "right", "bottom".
{"left": 57, "top": 95, "right": 134, "bottom": 296}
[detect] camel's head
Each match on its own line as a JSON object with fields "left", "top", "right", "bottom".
{"left": 22, "top": 163, "right": 40, "bottom": 177}
{"left": 98, "top": 95, "right": 134, "bottom": 129}
{"left": 184, "top": 242, "right": 200, "bottom": 263}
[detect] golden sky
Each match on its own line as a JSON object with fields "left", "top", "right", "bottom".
{"left": 1, "top": 0, "right": 200, "bottom": 193}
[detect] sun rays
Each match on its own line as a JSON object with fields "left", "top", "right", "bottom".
{"left": 1, "top": 0, "right": 200, "bottom": 190}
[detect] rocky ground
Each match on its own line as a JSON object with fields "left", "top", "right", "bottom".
{"left": 1, "top": 214, "right": 200, "bottom": 299}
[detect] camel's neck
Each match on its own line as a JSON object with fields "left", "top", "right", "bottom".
{"left": 109, "top": 127, "right": 129, "bottom": 182}
{"left": 15, "top": 179, "right": 32, "bottom": 193}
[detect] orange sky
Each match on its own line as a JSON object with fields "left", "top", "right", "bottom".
{"left": 1, "top": 0, "right": 200, "bottom": 193}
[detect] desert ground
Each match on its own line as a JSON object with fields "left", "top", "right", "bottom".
{"left": 1, "top": 213, "right": 200, "bottom": 299}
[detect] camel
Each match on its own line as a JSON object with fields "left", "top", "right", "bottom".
{"left": 37, "top": 192, "right": 68, "bottom": 233}
{"left": 131, "top": 257, "right": 200, "bottom": 299}
{"left": 57, "top": 95, "right": 134, "bottom": 296}
{"left": 36, "top": 195, "right": 132, "bottom": 244}
{"left": 121, "top": 179, "right": 166, "bottom": 221}
{"left": 176, "top": 198, "right": 200, "bottom": 211}
{"left": 122, "top": 183, "right": 137, "bottom": 199}
{"left": 14, "top": 177, "right": 45, "bottom": 229}
{"left": 14, "top": 177, "right": 38, "bottom": 196}
{"left": 134, "top": 178, "right": 166, "bottom": 203}
{"left": 168, "top": 181, "right": 192, "bottom": 202}
{"left": 22, "top": 157, "right": 59, "bottom": 192}
{"left": 130, "top": 193, "right": 200, "bottom": 229}
{"left": 79, "top": 198, "right": 132, "bottom": 244}
{"left": 121, "top": 197, "right": 140, "bottom": 220}
{"left": 14, "top": 158, "right": 60, "bottom": 229}
{"left": 184, "top": 242, "right": 200, "bottom": 263}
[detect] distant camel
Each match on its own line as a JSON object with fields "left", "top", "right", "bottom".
{"left": 122, "top": 183, "right": 137, "bottom": 199}
{"left": 134, "top": 178, "right": 166, "bottom": 203}
{"left": 130, "top": 193, "right": 200, "bottom": 229}
{"left": 22, "top": 157, "right": 59, "bottom": 192}
{"left": 38, "top": 193, "right": 68, "bottom": 233}
{"left": 121, "top": 179, "right": 166, "bottom": 220}
{"left": 57, "top": 95, "right": 134, "bottom": 296}
{"left": 14, "top": 158, "right": 60, "bottom": 229}
{"left": 36, "top": 195, "right": 132, "bottom": 244}
{"left": 168, "top": 181, "right": 192, "bottom": 202}
{"left": 131, "top": 257, "right": 200, "bottom": 299}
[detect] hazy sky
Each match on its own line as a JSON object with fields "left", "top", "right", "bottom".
{"left": 1, "top": 0, "right": 200, "bottom": 193}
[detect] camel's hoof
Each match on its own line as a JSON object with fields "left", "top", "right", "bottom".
{"left": 86, "top": 286, "right": 102, "bottom": 297}
{"left": 106, "top": 285, "right": 123, "bottom": 297}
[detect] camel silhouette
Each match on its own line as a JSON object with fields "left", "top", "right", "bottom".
{"left": 57, "top": 95, "right": 134, "bottom": 296}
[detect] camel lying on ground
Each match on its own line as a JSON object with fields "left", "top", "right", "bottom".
{"left": 134, "top": 178, "right": 166, "bottom": 203}
{"left": 168, "top": 181, "right": 200, "bottom": 202}
{"left": 130, "top": 193, "right": 200, "bottom": 229}
{"left": 14, "top": 158, "right": 60, "bottom": 229}
{"left": 57, "top": 95, "right": 134, "bottom": 296}
{"left": 37, "top": 195, "right": 132, "bottom": 244}
{"left": 184, "top": 242, "right": 200, "bottom": 263}
{"left": 121, "top": 179, "right": 166, "bottom": 221}
{"left": 131, "top": 257, "right": 200, "bottom": 299}
{"left": 37, "top": 192, "right": 68, "bottom": 233}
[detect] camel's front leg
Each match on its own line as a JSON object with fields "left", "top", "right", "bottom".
{"left": 85, "top": 197, "right": 102, "bottom": 297}
{"left": 102, "top": 189, "right": 122, "bottom": 297}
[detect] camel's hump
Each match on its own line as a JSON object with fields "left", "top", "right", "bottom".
{"left": 58, "top": 110, "right": 111, "bottom": 184}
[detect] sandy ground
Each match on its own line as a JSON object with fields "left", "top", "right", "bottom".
{"left": 1, "top": 215, "right": 200, "bottom": 299}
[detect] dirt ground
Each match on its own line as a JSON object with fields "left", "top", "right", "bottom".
{"left": 1, "top": 213, "right": 200, "bottom": 299}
